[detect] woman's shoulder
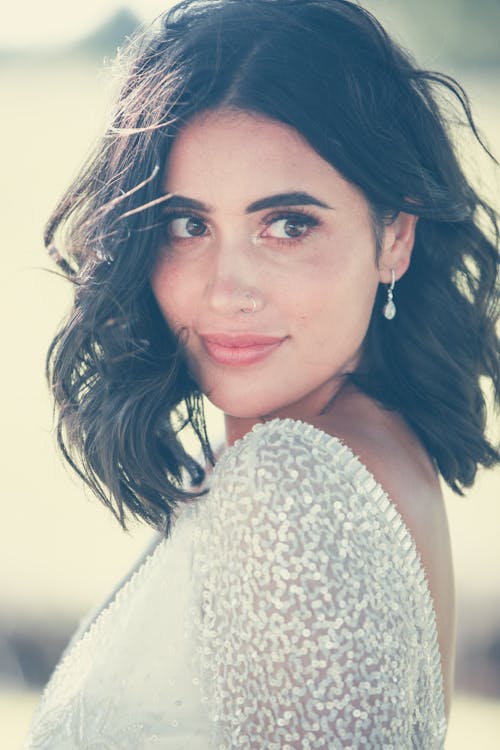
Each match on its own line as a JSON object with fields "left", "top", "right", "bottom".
{"left": 312, "top": 387, "right": 455, "bottom": 716}
{"left": 210, "top": 390, "right": 450, "bottom": 568}
{"left": 215, "top": 391, "right": 439, "bottom": 510}
{"left": 309, "top": 388, "right": 452, "bottom": 597}
{"left": 213, "top": 415, "right": 374, "bottom": 499}
{"left": 312, "top": 388, "right": 449, "bottom": 559}
{"left": 211, "top": 402, "right": 440, "bottom": 537}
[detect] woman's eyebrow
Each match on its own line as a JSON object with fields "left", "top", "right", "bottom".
{"left": 160, "top": 191, "right": 333, "bottom": 213}
{"left": 161, "top": 195, "right": 211, "bottom": 212}
{"left": 246, "top": 192, "right": 333, "bottom": 213}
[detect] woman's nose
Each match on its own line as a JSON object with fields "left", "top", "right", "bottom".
{"left": 205, "top": 240, "right": 261, "bottom": 316}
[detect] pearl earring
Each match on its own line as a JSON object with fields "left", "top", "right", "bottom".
{"left": 383, "top": 270, "right": 397, "bottom": 320}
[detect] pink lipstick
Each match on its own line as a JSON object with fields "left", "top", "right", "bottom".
{"left": 200, "top": 333, "right": 286, "bottom": 366}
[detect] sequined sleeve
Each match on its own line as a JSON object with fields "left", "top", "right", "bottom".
{"left": 191, "top": 419, "right": 446, "bottom": 749}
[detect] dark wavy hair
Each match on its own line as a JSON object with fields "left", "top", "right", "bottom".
{"left": 46, "top": 0, "right": 500, "bottom": 532}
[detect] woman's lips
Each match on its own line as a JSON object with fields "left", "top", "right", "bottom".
{"left": 200, "top": 333, "right": 286, "bottom": 366}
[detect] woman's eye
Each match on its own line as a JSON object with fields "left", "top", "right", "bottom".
{"left": 165, "top": 215, "right": 208, "bottom": 239}
{"left": 263, "top": 214, "right": 318, "bottom": 240}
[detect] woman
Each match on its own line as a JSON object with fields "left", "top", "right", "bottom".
{"left": 26, "top": 0, "right": 499, "bottom": 747}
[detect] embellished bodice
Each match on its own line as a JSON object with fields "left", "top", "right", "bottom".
{"left": 25, "top": 419, "right": 447, "bottom": 749}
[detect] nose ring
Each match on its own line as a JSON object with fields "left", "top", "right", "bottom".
{"left": 241, "top": 293, "right": 257, "bottom": 314}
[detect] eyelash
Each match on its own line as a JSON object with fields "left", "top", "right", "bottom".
{"left": 260, "top": 210, "right": 320, "bottom": 245}
{"left": 159, "top": 209, "right": 321, "bottom": 247}
{"left": 160, "top": 212, "right": 207, "bottom": 242}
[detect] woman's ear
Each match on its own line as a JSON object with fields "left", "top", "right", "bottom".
{"left": 378, "top": 212, "right": 418, "bottom": 283}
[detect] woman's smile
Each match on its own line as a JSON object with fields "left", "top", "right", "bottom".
{"left": 199, "top": 333, "right": 288, "bottom": 366}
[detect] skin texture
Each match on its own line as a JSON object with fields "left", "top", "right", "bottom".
{"left": 151, "top": 108, "right": 455, "bottom": 715}
{"left": 152, "top": 109, "right": 415, "bottom": 436}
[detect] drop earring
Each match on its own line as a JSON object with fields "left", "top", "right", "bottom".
{"left": 383, "top": 269, "right": 397, "bottom": 320}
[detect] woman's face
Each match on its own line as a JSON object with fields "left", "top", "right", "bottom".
{"left": 152, "top": 109, "right": 388, "bottom": 421}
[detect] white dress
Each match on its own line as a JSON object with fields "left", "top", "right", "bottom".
{"left": 25, "top": 419, "right": 447, "bottom": 749}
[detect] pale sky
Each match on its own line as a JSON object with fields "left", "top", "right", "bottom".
{"left": 1, "top": 1, "right": 175, "bottom": 48}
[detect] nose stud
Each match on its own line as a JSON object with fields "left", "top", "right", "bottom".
{"left": 240, "top": 293, "right": 257, "bottom": 314}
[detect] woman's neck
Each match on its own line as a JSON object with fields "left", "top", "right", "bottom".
{"left": 223, "top": 377, "right": 352, "bottom": 447}
{"left": 224, "top": 415, "right": 263, "bottom": 447}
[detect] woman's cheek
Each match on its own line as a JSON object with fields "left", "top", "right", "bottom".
{"left": 152, "top": 259, "right": 188, "bottom": 322}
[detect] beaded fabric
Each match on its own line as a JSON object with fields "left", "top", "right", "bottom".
{"left": 25, "top": 419, "right": 447, "bottom": 749}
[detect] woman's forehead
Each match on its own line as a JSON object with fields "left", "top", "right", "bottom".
{"left": 163, "top": 108, "right": 358, "bottom": 208}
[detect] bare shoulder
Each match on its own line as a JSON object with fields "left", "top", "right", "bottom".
{"left": 315, "top": 388, "right": 445, "bottom": 551}
{"left": 313, "top": 387, "right": 455, "bottom": 716}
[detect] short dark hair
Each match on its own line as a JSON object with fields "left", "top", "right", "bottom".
{"left": 46, "top": 0, "right": 500, "bottom": 531}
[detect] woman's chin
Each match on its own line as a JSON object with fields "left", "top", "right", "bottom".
{"left": 203, "top": 390, "right": 276, "bottom": 421}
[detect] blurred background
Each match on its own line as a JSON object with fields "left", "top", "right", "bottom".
{"left": 1, "top": 0, "right": 499, "bottom": 747}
